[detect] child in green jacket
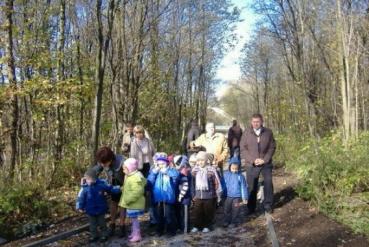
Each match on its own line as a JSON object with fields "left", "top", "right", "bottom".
{"left": 119, "top": 158, "right": 146, "bottom": 242}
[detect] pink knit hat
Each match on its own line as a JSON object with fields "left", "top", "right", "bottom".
{"left": 124, "top": 158, "right": 138, "bottom": 173}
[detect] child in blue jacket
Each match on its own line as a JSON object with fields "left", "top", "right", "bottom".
{"left": 147, "top": 156, "right": 179, "bottom": 236}
{"left": 76, "top": 168, "right": 120, "bottom": 243}
{"left": 223, "top": 156, "right": 248, "bottom": 228}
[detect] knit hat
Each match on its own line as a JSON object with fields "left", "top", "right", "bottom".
{"left": 229, "top": 156, "right": 241, "bottom": 166}
{"left": 174, "top": 155, "right": 189, "bottom": 169}
{"left": 157, "top": 156, "right": 169, "bottom": 164}
{"left": 153, "top": 152, "right": 167, "bottom": 164}
{"left": 124, "top": 158, "right": 138, "bottom": 173}
{"left": 84, "top": 168, "right": 97, "bottom": 180}
{"left": 196, "top": 151, "right": 208, "bottom": 161}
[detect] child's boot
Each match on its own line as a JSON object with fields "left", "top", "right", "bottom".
{"left": 129, "top": 219, "right": 142, "bottom": 242}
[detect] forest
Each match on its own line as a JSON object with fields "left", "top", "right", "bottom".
{"left": 0, "top": 0, "right": 239, "bottom": 239}
{"left": 220, "top": 0, "right": 369, "bottom": 237}
{"left": 0, "top": 0, "right": 368, "bottom": 244}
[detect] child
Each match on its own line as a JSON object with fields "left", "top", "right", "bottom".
{"left": 223, "top": 156, "right": 248, "bottom": 228}
{"left": 76, "top": 169, "right": 120, "bottom": 243}
{"left": 191, "top": 151, "right": 222, "bottom": 233}
{"left": 174, "top": 155, "right": 188, "bottom": 170}
{"left": 174, "top": 155, "right": 192, "bottom": 233}
{"left": 168, "top": 154, "right": 175, "bottom": 168}
{"left": 147, "top": 155, "right": 179, "bottom": 236}
{"left": 148, "top": 152, "right": 169, "bottom": 227}
{"left": 119, "top": 158, "right": 146, "bottom": 242}
{"left": 189, "top": 153, "right": 197, "bottom": 168}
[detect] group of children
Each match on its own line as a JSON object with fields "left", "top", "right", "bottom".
{"left": 76, "top": 151, "right": 248, "bottom": 243}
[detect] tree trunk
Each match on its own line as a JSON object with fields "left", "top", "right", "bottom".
{"left": 55, "top": 0, "right": 66, "bottom": 164}
{"left": 91, "top": 0, "right": 116, "bottom": 162}
{"left": 5, "top": 0, "right": 19, "bottom": 180}
{"left": 336, "top": 0, "right": 351, "bottom": 145}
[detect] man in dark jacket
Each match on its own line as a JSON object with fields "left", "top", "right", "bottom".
{"left": 228, "top": 120, "right": 243, "bottom": 158}
{"left": 240, "top": 114, "right": 276, "bottom": 214}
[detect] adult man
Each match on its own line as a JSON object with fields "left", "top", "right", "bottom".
{"left": 92, "top": 147, "right": 126, "bottom": 236}
{"left": 190, "top": 122, "right": 229, "bottom": 172}
{"left": 228, "top": 120, "right": 243, "bottom": 158}
{"left": 240, "top": 114, "right": 276, "bottom": 214}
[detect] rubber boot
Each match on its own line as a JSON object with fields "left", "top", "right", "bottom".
{"left": 129, "top": 219, "right": 142, "bottom": 242}
{"left": 128, "top": 223, "right": 134, "bottom": 240}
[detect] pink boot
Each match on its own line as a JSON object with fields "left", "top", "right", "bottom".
{"left": 128, "top": 221, "right": 134, "bottom": 239}
{"left": 129, "top": 219, "right": 142, "bottom": 242}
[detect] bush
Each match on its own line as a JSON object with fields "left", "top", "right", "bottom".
{"left": 276, "top": 131, "right": 369, "bottom": 236}
{"left": 0, "top": 184, "right": 70, "bottom": 239}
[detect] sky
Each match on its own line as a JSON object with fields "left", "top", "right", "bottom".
{"left": 215, "top": 0, "right": 258, "bottom": 98}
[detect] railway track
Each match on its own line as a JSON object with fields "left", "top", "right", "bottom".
{"left": 14, "top": 211, "right": 279, "bottom": 247}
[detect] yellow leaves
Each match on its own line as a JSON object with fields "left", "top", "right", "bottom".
{"left": 13, "top": 76, "right": 92, "bottom": 107}
{"left": 0, "top": 76, "right": 95, "bottom": 108}
{"left": 0, "top": 85, "right": 21, "bottom": 105}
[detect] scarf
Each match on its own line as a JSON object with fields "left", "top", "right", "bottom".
{"left": 195, "top": 166, "right": 209, "bottom": 190}
{"left": 159, "top": 166, "right": 171, "bottom": 191}
{"left": 193, "top": 165, "right": 222, "bottom": 193}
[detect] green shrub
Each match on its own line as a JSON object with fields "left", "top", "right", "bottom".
{"left": 276, "top": 131, "right": 369, "bottom": 236}
{"left": 0, "top": 184, "right": 70, "bottom": 239}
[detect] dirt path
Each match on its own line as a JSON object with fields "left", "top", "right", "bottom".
{"left": 4, "top": 167, "right": 369, "bottom": 247}
{"left": 251, "top": 168, "right": 369, "bottom": 247}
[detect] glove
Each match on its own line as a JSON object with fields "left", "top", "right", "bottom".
{"left": 152, "top": 166, "right": 160, "bottom": 174}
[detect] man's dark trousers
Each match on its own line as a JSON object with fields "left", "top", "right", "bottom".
{"left": 246, "top": 163, "right": 273, "bottom": 212}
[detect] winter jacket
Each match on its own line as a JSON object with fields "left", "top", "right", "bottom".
{"left": 130, "top": 137, "right": 156, "bottom": 170}
{"left": 119, "top": 171, "right": 146, "bottom": 210}
{"left": 76, "top": 179, "right": 120, "bottom": 216}
{"left": 147, "top": 167, "right": 179, "bottom": 204}
{"left": 93, "top": 154, "right": 125, "bottom": 186}
{"left": 178, "top": 173, "right": 192, "bottom": 205}
{"left": 223, "top": 171, "right": 248, "bottom": 201}
{"left": 240, "top": 127, "right": 276, "bottom": 167}
{"left": 190, "top": 133, "right": 229, "bottom": 165}
{"left": 192, "top": 166, "right": 222, "bottom": 200}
